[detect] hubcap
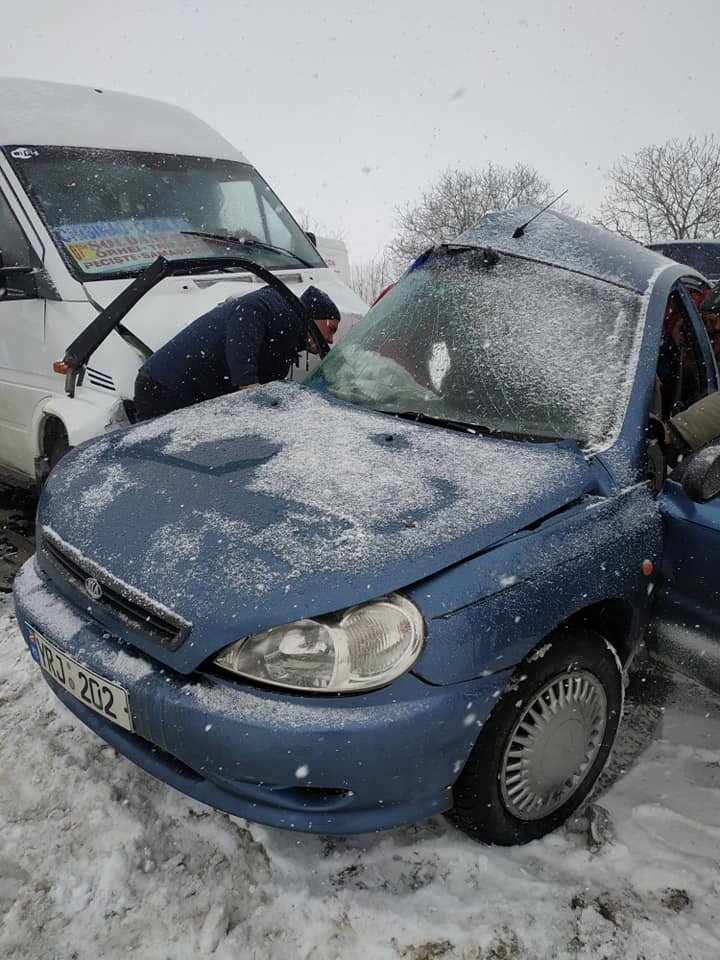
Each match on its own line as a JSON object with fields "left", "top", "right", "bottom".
{"left": 500, "top": 670, "right": 608, "bottom": 821}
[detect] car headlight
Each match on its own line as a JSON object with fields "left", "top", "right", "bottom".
{"left": 213, "top": 593, "right": 425, "bottom": 693}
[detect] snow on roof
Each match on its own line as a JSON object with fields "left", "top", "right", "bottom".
{"left": 0, "top": 77, "right": 247, "bottom": 161}
{"left": 456, "top": 207, "right": 682, "bottom": 294}
{"left": 647, "top": 239, "right": 720, "bottom": 247}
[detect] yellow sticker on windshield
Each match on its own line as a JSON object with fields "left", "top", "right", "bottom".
{"left": 67, "top": 242, "right": 97, "bottom": 262}
{"left": 57, "top": 218, "right": 208, "bottom": 272}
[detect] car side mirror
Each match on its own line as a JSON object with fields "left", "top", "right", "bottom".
{"left": 305, "top": 231, "right": 317, "bottom": 247}
{"left": 680, "top": 439, "right": 720, "bottom": 502}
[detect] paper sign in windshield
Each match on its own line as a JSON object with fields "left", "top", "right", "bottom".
{"left": 55, "top": 218, "right": 209, "bottom": 272}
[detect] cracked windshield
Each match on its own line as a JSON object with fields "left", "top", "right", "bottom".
{"left": 310, "top": 250, "right": 643, "bottom": 450}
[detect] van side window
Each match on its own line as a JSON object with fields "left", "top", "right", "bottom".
{"left": 260, "top": 195, "right": 294, "bottom": 249}
{"left": 218, "top": 181, "right": 266, "bottom": 241}
{"left": 0, "top": 191, "right": 31, "bottom": 268}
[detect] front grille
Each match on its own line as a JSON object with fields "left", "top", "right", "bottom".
{"left": 41, "top": 528, "right": 191, "bottom": 650}
{"left": 85, "top": 366, "right": 116, "bottom": 391}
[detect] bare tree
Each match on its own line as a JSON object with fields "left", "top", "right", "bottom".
{"left": 388, "top": 162, "right": 562, "bottom": 267}
{"left": 296, "top": 208, "right": 346, "bottom": 243}
{"left": 599, "top": 135, "right": 720, "bottom": 242}
{"left": 350, "top": 252, "right": 395, "bottom": 305}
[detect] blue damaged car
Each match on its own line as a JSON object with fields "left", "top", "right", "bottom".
{"left": 13, "top": 208, "right": 720, "bottom": 845}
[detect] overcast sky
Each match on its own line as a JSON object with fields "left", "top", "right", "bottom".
{"left": 3, "top": 0, "right": 719, "bottom": 261}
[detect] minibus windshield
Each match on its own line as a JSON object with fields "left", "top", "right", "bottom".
{"left": 7, "top": 146, "right": 325, "bottom": 278}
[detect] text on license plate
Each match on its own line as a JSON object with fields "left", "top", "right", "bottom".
{"left": 25, "top": 623, "right": 134, "bottom": 732}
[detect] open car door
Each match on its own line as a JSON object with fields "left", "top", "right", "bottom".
{"left": 649, "top": 441, "right": 720, "bottom": 692}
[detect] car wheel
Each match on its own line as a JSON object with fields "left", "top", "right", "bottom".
{"left": 450, "top": 628, "right": 623, "bottom": 846}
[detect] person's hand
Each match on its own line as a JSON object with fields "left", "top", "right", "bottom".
{"left": 648, "top": 413, "right": 672, "bottom": 447}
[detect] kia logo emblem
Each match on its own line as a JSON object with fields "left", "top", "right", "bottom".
{"left": 84, "top": 577, "right": 103, "bottom": 600}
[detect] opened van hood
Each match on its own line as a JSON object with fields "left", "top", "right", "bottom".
{"left": 39, "top": 383, "right": 595, "bottom": 672}
{"left": 83, "top": 270, "right": 367, "bottom": 352}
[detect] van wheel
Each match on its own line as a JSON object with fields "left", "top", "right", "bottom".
{"left": 44, "top": 422, "right": 70, "bottom": 473}
{"left": 450, "top": 628, "right": 623, "bottom": 846}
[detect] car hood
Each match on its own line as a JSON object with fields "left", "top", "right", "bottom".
{"left": 39, "top": 383, "right": 595, "bottom": 671}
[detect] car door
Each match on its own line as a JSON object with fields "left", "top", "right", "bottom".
{"left": 646, "top": 279, "right": 720, "bottom": 690}
{"left": 650, "top": 471, "right": 720, "bottom": 692}
{"left": 0, "top": 186, "right": 47, "bottom": 480}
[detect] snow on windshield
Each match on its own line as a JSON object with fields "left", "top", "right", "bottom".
{"left": 311, "top": 252, "right": 644, "bottom": 452}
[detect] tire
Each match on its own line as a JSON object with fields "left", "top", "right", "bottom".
{"left": 45, "top": 424, "right": 70, "bottom": 474}
{"left": 450, "top": 627, "right": 623, "bottom": 846}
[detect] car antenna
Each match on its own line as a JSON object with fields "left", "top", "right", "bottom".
{"left": 512, "top": 190, "right": 568, "bottom": 239}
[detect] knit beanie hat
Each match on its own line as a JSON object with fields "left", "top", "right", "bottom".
{"left": 300, "top": 286, "right": 341, "bottom": 323}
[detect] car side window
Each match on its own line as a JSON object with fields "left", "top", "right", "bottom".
{"left": 0, "top": 190, "right": 32, "bottom": 268}
{"left": 656, "top": 291, "right": 709, "bottom": 420}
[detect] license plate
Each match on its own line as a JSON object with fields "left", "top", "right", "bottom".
{"left": 25, "top": 623, "right": 134, "bottom": 732}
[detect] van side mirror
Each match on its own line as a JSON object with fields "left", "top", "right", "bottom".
{"left": 680, "top": 439, "right": 720, "bottom": 502}
{"left": 305, "top": 231, "right": 317, "bottom": 247}
{"left": 0, "top": 249, "right": 44, "bottom": 299}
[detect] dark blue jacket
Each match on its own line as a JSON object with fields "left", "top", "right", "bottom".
{"left": 139, "top": 287, "right": 305, "bottom": 405}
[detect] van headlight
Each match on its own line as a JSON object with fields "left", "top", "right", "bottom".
{"left": 213, "top": 593, "right": 425, "bottom": 693}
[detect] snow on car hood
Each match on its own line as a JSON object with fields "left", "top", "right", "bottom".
{"left": 39, "top": 383, "right": 595, "bottom": 670}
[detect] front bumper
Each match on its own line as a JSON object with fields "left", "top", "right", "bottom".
{"left": 14, "top": 560, "right": 510, "bottom": 834}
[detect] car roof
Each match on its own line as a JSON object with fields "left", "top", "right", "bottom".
{"left": 456, "top": 206, "right": 681, "bottom": 295}
{"left": 647, "top": 239, "right": 720, "bottom": 247}
{"left": 0, "top": 77, "right": 247, "bottom": 162}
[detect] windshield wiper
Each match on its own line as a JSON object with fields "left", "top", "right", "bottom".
{"left": 182, "top": 231, "right": 315, "bottom": 269}
{"left": 390, "top": 410, "right": 484, "bottom": 434}
{"left": 390, "top": 410, "right": 557, "bottom": 442}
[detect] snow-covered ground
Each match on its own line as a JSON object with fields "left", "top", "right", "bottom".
{"left": 1, "top": 586, "right": 720, "bottom": 960}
